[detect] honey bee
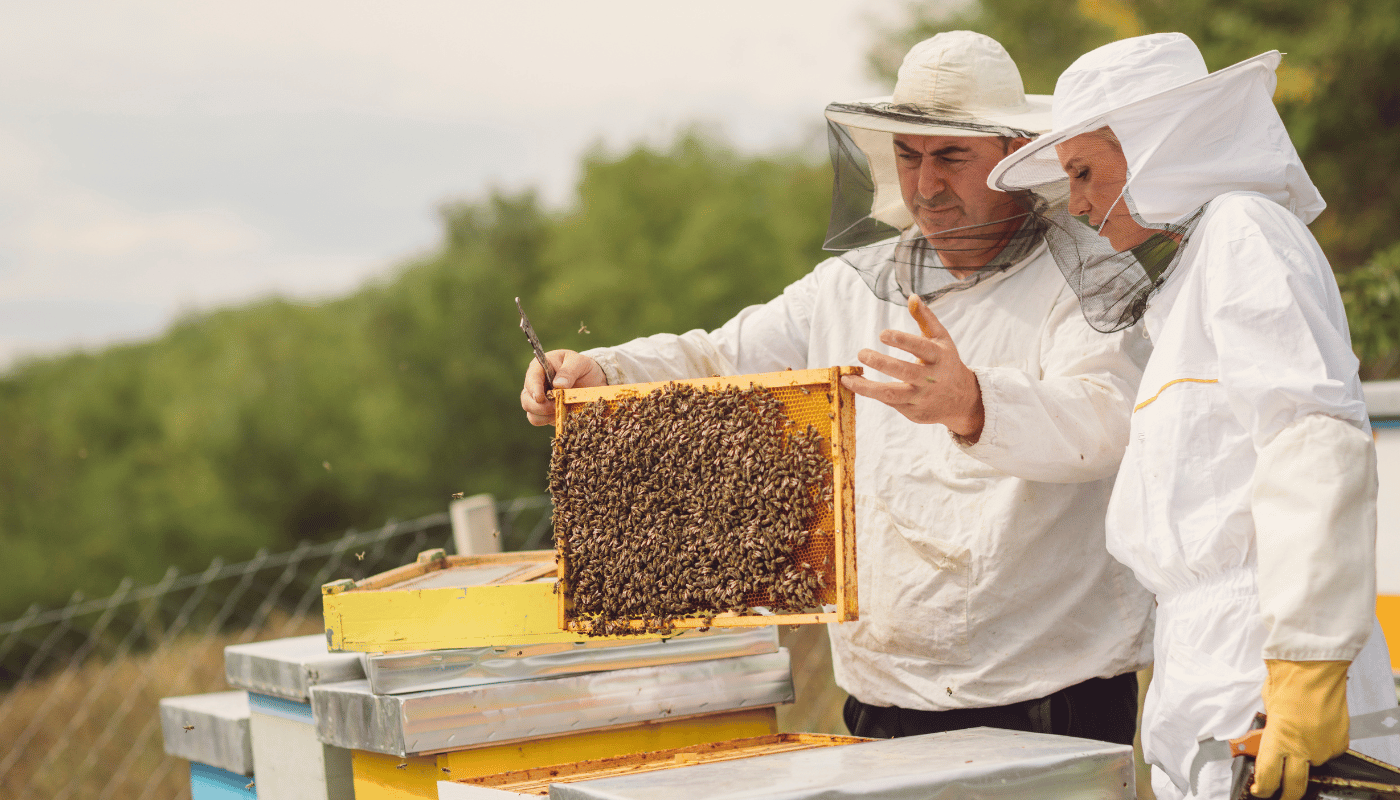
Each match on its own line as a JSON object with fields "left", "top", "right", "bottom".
{"left": 550, "top": 382, "right": 830, "bottom": 632}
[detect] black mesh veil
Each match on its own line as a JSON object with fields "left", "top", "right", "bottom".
{"left": 833, "top": 213, "right": 1049, "bottom": 306}
{"left": 822, "top": 115, "right": 1049, "bottom": 305}
{"left": 825, "top": 119, "right": 899, "bottom": 252}
{"left": 993, "top": 128, "right": 1204, "bottom": 332}
{"left": 1037, "top": 186, "right": 1202, "bottom": 332}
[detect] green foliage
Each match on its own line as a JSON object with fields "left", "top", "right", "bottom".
{"left": 0, "top": 134, "right": 832, "bottom": 621}
{"left": 880, "top": 0, "right": 1400, "bottom": 374}
{"left": 1130, "top": 0, "right": 1400, "bottom": 270}
{"left": 1338, "top": 242, "right": 1400, "bottom": 379}
{"left": 870, "top": 0, "right": 1116, "bottom": 94}
{"left": 538, "top": 137, "right": 832, "bottom": 344}
{"left": 9, "top": 1, "right": 1399, "bottom": 618}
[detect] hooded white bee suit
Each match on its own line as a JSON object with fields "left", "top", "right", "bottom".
{"left": 988, "top": 33, "right": 1400, "bottom": 798}
{"left": 582, "top": 243, "right": 1156, "bottom": 713}
{"left": 1120, "top": 193, "right": 1399, "bottom": 798}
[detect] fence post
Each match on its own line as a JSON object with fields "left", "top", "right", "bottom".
{"left": 450, "top": 494, "right": 501, "bottom": 556}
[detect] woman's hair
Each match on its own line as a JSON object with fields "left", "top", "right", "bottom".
{"left": 1086, "top": 126, "right": 1123, "bottom": 151}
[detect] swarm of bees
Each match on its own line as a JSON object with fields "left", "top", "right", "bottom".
{"left": 550, "top": 383, "right": 831, "bottom": 635}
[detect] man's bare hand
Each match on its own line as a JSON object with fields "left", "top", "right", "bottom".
{"left": 521, "top": 350, "right": 607, "bottom": 427}
{"left": 840, "top": 296, "right": 985, "bottom": 441}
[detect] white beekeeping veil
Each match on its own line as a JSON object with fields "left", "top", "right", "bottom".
{"left": 989, "top": 32, "right": 1325, "bottom": 331}
{"left": 823, "top": 31, "right": 1053, "bottom": 304}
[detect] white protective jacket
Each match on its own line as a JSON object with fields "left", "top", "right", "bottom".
{"left": 989, "top": 35, "right": 1400, "bottom": 796}
{"left": 586, "top": 242, "right": 1155, "bottom": 710}
{"left": 1112, "top": 192, "right": 1400, "bottom": 797}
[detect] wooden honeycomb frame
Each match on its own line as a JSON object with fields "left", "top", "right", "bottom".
{"left": 553, "top": 366, "right": 859, "bottom": 633}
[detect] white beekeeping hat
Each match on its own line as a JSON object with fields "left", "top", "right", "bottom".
{"left": 823, "top": 31, "right": 1053, "bottom": 305}
{"left": 989, "top": 32, "right": 1321, "bottom": 225}
{"left": 825, "top": 31, "right": 1053, "bottom": 244}
{"left": 986, "top": 32, "right": 1323, "bottom": 332}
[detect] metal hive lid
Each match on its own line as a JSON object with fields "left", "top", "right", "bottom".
{"left": 364, "top": 626, "right": 779, "bottom": 695}
{"left": 544, "top": 727, "right": 1133, "bottom": 800}
{"left": 1365, "top": 380, "right": 1400, "bottom": 420}
{"left": 224, "top": 634, "right": 365, "bottom": 702}
{"left": 158, "top": 691, "right": 254, "bottom": 777}
{"left": 311, "top": 649, "right": 794, "bottom": 756}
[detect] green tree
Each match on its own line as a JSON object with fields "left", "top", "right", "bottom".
{"left": 538, "top": 135, "right": 832, "bottom": 344}
{"left": 0, "top": 134, "right": 835, "bottom": 621}
{"left": 870, "top": 0, "right": 1116, "bottom": 95}
{"left": 879, "top": 0, "right": 1400, "bottom": 376}
{"left": 1338, "top": 243, "right": 1400, "bottom": 379}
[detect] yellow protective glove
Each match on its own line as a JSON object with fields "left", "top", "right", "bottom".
{"left": 1251, "top": 659, "right": 1350, "bottom": 800}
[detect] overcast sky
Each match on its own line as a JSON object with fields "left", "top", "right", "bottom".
{"left": 0, "top": 1, "right": 930, "bottom": 370}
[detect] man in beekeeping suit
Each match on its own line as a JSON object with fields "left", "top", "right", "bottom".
{"left": 522, "top": 31, "right": 1155, "bottom": 745}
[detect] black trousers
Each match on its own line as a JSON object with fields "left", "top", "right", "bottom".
{"left": 843, "top": 671, "right": 1139, "bottom": 746}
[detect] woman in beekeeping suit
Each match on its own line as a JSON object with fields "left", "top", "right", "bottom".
{"left": 988, "top": 32, "right": 1400, "bottom": 800}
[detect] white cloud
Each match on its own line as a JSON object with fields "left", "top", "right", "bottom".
{"left": 0, "top": 1, "right": 903, "bottom": 118}
{"left": 17, "top": 200, "right": 261, "bottom": 265}
{"left": 0, "top": 123, "right": 387, "bottom": 367}
{"left": 0, "top": 0, "right": 914, "bottom": 370}
{"left": 0, "top": 123, "right": 264, "bottom": 303}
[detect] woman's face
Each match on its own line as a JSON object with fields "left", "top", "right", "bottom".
{"left": 1055, "top": 130, "right": 1156, "bottom": 251}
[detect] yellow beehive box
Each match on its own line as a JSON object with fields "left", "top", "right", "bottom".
{"left": 552, "top": 367, "right": 859, "bottom": 635}
{"left": 352, "top": 707, "right": 778, "bottom": 800}
{"left": 322, "top": 549, "right": 653, "bottom": 652}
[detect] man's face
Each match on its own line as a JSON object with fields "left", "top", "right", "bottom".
{"left": 893, "top": 133, "right": 1030, "bottom": 268}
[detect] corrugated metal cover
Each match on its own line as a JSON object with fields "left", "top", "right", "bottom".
{"left": 312, "top": 649, "right": 794, "bottom": 756}
{"left": 364, "top": 626, "right": 779, "bottom": 695}
{"left": 548, "top": 727, "right": 1134, "bottom": 800}
{"left": 1365, "top": 381, "right": 1400, "bottom": 419}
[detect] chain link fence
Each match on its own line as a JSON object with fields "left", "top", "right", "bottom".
{"left": 0, "top": 496, "right": 842, "bottom": 799}
{"left": 0, "top": 496, "right": 552, "bottom": 800}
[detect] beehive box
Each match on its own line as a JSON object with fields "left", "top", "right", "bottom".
{"left": 159, "top": 691, "right": 255, "bottom": 778}
{"left": 223, "top": 634, "right": 364, "bottom": 799}
{"left": 552, "top": 367, "right": 858, "bottom": 635}
{"left": 448, "top": 729, "right": 1136, "bottom": 800}
{"left": 364, "top": 626, "right": 779, "bottom": 695}
{"left": 353, "top": 708, "right": 779, "bottom": 800}
{"left": 323, "top": 550, "right": 655, "bottom": 652}
{"left": 439, "top": 733, "right": 869, "bottom": 798}
{"left": 311, "top": 649, "right": 794, "bottom": 755}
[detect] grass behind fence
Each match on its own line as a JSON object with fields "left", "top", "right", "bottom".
{"left": 1, "top": 612, "right": 321, "bottom": 800}
{"left": 0, "top": 500, "right": 867, "bottom": 799}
